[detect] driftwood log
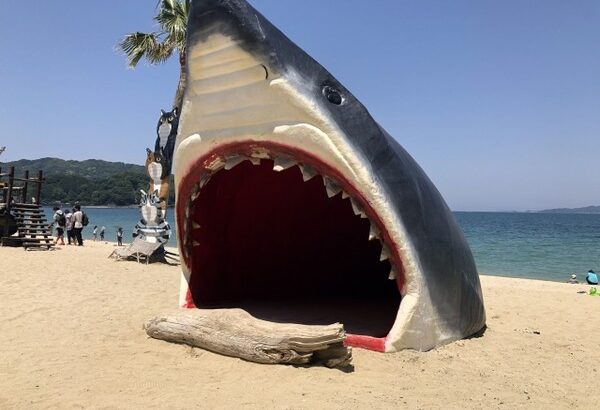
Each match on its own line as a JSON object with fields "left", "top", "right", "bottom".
{"left": 144, "top": 308, "right": 352, "bottom": 368}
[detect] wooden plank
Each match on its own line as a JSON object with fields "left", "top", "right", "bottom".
{"left": 14, "top": 219, "right": 48, "bottom": 223}
{"left": 23, "top": 244, "right": 55, "bottom": 250}
{"left": 144, "top": 309, "right": 352, "bottom": 368}
{"left": 1, "top": 237, "right": 23, "bottom": 247}
{"left": 11, "top": 203, "right": 41, "bottom": 209}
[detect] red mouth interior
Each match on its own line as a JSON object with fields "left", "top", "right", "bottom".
{"left": 188, "top": 159, "right": 401, "bottom": 339}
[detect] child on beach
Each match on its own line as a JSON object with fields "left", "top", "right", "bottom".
{"left": 117, "top": 227, "right": 123, "bottom": 246}
{"left": 100, "top": 226, "right": 105, "bottom": 241}
{"left": 92, "top": 225, "right": 98, "bottom": 241}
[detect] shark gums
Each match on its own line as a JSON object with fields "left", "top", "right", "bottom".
{"left": 173, "top": 0, "right": 486, "bottom": 352}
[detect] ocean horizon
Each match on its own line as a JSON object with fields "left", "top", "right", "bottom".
{"left": 41, "top": 207, "right": 599, "bottom": 284}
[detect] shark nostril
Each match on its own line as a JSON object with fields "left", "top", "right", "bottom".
{"left": 323, "top": 86, "right": 343, "bottom": 105}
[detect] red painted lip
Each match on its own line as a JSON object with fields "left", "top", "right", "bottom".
{"left": 176, "top": 140, "right": 404, "bottom": 351}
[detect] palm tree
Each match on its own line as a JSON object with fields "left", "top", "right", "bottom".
{"left": 118, "top": 0, "right": 190, "bottom": 111}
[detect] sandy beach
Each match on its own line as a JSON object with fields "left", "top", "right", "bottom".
{"left": 1, "top": 241, "right": 599, "bottom": 409}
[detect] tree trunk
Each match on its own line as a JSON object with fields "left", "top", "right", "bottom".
{"left": 144, "top": 308, "right": 352, "bottom": 369}
{"left": 172, "top": 52, "right": 187, "bottom": 111}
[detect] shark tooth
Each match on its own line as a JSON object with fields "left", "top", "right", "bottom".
{"left": 250, "top": 149, "right": 270, "bottom": 159}
{"left": 191, "top": 221, "right": 201, "bottom": 229}
{"left": 341, "top": 191, "right": 350, "bottom": 199}
{"left": 206, "top": 157, "right": 225, "bottom": 172}
{"left": 199, "top": 173, "right": 211, "bottom": 188}
{"left": 192, "top": 240, "right": 200, "bottom": 247}
{"left": 388, "top": 267, "right": 398, "bottom": 280}
{"left": 224, "top": 155, "right": 247, "bottom": 170}
{"left": 368, "top": 224, "right": 379, "bottom": 241}
{"left": 380, "top": 244, "right": 390, "bottom": 262}
{"left": 324, "top": 177, "right": 341, "bottom": 198}
{"left": 190, "top": 184, "right": 200, "bottom": 202}
{"left": 182, "top": 226, "right": 188, "bottom": 245}
{"left": 249, "top": 157, "right": 261, "bottom": 165}
{"left": 273, "top": 157, "right": 296, "bottom": 172}
{"left": 350, "top": 198, "right": 367, "bottom": 218}
{"left": 299, "top": 164, "right": 317, "bottom": 181}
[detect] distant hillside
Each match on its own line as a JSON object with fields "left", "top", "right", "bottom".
{"left": 0, "top": 157, "right": 174, "bottom": 206}
{"left": 1, "top": 157, "right": 145, "bottom": 179}
{"left": 537, "top": 206, "right": 600, "bottom": 214}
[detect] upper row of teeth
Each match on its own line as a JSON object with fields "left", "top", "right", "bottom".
{"left": 182, "top": 154, "right": 400, "bottom": 281}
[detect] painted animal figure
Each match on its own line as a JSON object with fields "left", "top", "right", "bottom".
{"left": 155, "top": 108, "right": 179, "bottom": 175}
{"left": 173, "top": 0, "right": 486, "bottom": 352}
{"left": 133, "top": 189, "right": 171, "bottom": 244}
{"left": 145, "top": 148, "right": 170, "bottom": 218}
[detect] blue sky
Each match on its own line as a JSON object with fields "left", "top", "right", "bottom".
{"left": 0, "top": 0, "right": 598, "bottom": 211}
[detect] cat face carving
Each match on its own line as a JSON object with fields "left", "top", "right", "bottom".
{"left": 156, "top": 108, "right": 178, "bottom": 149}
{"left": 145, "top": 148, "right": 168, "bottom": 180}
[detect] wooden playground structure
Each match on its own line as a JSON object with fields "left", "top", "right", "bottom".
{"left": 0, "top": 166, "right": 54, "bottom": 250}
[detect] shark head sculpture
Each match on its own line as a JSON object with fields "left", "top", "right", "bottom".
{"left": 174, "top": 0, "right": 486, "bottom": 352}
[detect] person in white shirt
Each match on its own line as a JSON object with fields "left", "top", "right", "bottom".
{"left": 64, "top": 209, "right": 74, "bottom": 245}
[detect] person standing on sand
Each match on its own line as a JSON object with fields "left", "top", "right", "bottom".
{"left": 64, "top": 209, "right": 74, "bottom": 245}
{"left": 117, "top": 227, "right": 124, "bottom": 246}
{"left": 92, "top": 225, "right": 98, "bottom": 241}
{"left": 99, "top": 226, "right": 105, "bottom": 241}
{"left": 72, "top": 205, "right": 84, "bottom": 246}
{"left": 51, "top": 207, "right": 65, "bottom": 246}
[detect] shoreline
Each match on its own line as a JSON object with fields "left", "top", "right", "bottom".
{"left": 49, "top": 240, "right": 597, "bottom": 286}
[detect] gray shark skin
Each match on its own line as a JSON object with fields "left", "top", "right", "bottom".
{"left": 174, "top": 0, "right": 486, "bottom": 351}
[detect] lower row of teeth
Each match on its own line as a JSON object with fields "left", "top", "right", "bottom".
{"left": 182, "top": 153, "right": 399, "bottom": 281}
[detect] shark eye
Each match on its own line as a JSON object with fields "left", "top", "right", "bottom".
{"left": 323, "top": 86, "right": 343, "bottom": 105}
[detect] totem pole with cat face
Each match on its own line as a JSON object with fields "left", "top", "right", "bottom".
{"left": 132, "top": 109, "right": 178, "bottom": 244}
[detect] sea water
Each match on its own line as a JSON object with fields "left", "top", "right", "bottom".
{"left": 456, "top": 212, "right": 600, "bottom": 282}
{"left": 42, "top": 206, "right": 176, "bottom": 249}
{"left": 42, "top": 207, "right": 600, "bottom": 283}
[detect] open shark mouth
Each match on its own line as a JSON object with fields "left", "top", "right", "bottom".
{"left": 177, "top": 143, "right": 404, "bottom": 350}
{"left": 174, "top": 0, "right": 486, "bottom": 352}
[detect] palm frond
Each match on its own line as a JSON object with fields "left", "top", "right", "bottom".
{"left": 146, "top": 41, "right": 175, "bottom": 65}
{"left": 118, "top": 32, "right": 174, "bottom": 67}
{"left": 118, "top": 0, "right": 189, "bottom": 69}
{"left": 154, "top": 0, "right": 189, "bottom": 50}
{"left": 118, "top": 32, "right": 159, "bottom": 67}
